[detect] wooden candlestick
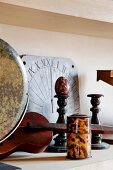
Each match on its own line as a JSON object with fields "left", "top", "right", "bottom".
{"left": 87, "top": 94, "right": 109, "bottom": 149}
{"left": 48, "top": 77, "right": 70, "bottom": 152}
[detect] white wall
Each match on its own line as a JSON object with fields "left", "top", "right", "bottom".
{"left": 1, "top": 23, "right": 113, "bottom": 127}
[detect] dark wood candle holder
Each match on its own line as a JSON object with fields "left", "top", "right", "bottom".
{"left": 87, "top": 94, "right": 109, "bottom": 150}
{"left": 48, "top": 77, "right": 69, "bottom": 152}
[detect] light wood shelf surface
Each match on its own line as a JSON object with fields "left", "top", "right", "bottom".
{"left": 2, "top": 145, "right": 113, "bottom": 170}
{"left": 1, "top": 0, "right": 113, "bottom": 24}
{"left": 0, "top": 2, "right": 113, "bottom": 38}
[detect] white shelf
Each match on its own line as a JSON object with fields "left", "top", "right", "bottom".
{"left": 1, "top": 0, "right": 113, "bottom": 24}
{"left": 2, "top": 145, "right": 113, "bottom": 170}
{"left": 0, "top": 2, "right": 113, "bottom": 38}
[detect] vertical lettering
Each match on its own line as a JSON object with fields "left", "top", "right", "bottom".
{"left": 46, "top": 58, "right": 51, "bottom": 66}
{"left": 35, "top": 61, "right": 40, "bottom": 71}
{"left": 41, "top": 59, "right": 46, "bottom": 66}
{"left": 28, "top": 66, "right": 35, "bottom": 77}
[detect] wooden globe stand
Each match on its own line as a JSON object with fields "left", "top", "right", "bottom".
{"left": 87, "top": 94, "right": 109, "bottom": 149}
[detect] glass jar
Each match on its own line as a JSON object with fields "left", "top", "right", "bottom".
{"left": 67, "top": 114, "right": 91, "bottom": 159}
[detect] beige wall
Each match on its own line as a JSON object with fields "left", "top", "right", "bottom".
{"left": 1, "top": 23, "right": 113, "bottom": 127}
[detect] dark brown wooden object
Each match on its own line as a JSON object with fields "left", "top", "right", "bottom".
{"left": 0, "top": 112, "right": 52, "bottom": 160}
{"left": 48, "top": 77, "right": 70, "bottom": 152}
{"left": 87, "top": 94, "right": 109, "bottom": 149}
{"left": 97, "top": 70, "right": 113, "bottom": 85}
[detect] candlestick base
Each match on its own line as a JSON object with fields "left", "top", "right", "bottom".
{"left": 87, "top": 94, "right": 109, "bottom": 150}
{"left": 47, "top": 132, "right": 67, "bottom": 152}
{"left": 47, "top": 145, "right": 67, "bottom": 152}
{"left": 92, "top": 142, "right": 109, "bottom": 150}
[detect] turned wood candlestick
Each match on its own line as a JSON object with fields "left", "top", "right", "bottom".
{"left": 87, "top": 94, "right": 109, "bottom": 149}
{"left": 48, "top": 76, "right": 70, "bottom": 152}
